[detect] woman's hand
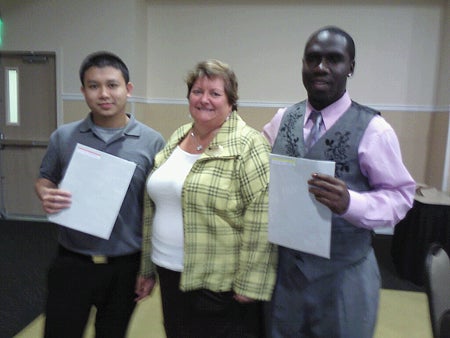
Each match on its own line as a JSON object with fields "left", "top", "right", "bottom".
{"left": 233, "top": 294, "right": 255, "bottom": 304}
{"left": 135, "top": 275, "right": 156, "bottom": 302}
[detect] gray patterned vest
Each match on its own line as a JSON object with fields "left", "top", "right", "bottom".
{"left": 272, "top": 100, "right": 379, "bottom": 281}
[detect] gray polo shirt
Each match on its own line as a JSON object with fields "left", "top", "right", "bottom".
{"left": 39, "top": 113, "right": 165, "bottom": 256}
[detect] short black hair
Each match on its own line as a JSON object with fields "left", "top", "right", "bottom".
{"left": 308, "top": 26, "right": 356, "bottom": 61}
{"left": 79, "top": 51, "right": 130, "bottom": 86}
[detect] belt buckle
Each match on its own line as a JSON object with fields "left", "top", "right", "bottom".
{"left": 92, "top": 255, "right": 108, "bottom": 264}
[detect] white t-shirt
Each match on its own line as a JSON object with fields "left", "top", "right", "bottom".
{"left": 147, "top": 146, "right": 200, "bottom": 271}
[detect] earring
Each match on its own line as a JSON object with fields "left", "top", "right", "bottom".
{"left": 347, "top": 73, "right": 352, "bottom": 78}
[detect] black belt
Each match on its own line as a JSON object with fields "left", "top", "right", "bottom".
{"left": 58, "top": 245, "right": 140, "bottom": 264}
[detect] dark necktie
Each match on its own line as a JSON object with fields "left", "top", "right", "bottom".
{"left": 306, "top": 110, "right": 323, "bottom": 150}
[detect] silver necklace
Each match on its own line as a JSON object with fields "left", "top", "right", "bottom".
{"left": 190, "top": 129, "right": 203, "bottom": 151}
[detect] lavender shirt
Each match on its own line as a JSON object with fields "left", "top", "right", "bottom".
{"left": 262, "top": 92, "right": 416, "bottom": 230}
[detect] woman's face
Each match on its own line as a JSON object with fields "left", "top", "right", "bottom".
{"left": 188, "top": 76, "right": 232, "bottom": 129}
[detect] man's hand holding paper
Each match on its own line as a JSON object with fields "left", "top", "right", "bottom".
{"left": 308, "top": 172, "right": 350, "bottom": 215}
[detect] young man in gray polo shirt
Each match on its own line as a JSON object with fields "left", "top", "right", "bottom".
{"left": 35, "top": 51, "right": 165, "bottom": 338}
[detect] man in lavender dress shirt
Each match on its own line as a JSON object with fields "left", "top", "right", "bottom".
{"left": 263, "top": 26, "right": 416, "bottom": 338}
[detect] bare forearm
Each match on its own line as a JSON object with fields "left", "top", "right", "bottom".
{"left": 35, "top": 178, "right": 57, "bottom": 200}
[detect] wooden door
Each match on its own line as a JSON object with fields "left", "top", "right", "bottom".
{"left": 0, "top": 52, "right": 56, "bottom": 218}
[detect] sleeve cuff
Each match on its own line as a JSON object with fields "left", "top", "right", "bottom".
{"left": 342, "top": 190, "right": 368, "bottom": 228}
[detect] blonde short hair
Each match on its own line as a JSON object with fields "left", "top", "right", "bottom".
{"left": 186, "top": 59, "right": 239, "bottom": 111}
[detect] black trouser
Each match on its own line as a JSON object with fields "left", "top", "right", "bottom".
{"left": 157, "top": 265, "right": 265, "bottom": 338}
{"left": 44, "top": 246, "right": 140, "bottom": 338}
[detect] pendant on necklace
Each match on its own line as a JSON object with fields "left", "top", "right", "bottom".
{"left": 190, "top": 131, "right": 203, "bottom": 152}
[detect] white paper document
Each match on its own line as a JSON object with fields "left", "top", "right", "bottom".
{"left": 48, "top": 143, "right": 136, "bottom": 239}
{"left": 268, "top": 154, "right": 335, "bottom": 258}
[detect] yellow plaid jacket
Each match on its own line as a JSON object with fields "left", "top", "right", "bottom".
{"left": 140, "top": 112, "right": 277, "bottom": 301}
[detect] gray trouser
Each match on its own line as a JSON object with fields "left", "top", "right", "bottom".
{"left": 267, "top": 247, "right": 380, "bottom": 338}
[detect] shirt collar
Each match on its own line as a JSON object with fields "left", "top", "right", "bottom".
{"left": 305, "top": 91, "right": 352, "bottom": 129}
{"left": 80, "top": 113, "right": 139, "bottom": 136}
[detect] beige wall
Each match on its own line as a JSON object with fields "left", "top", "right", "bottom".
{"left": 0, "top": 0, "right": 149, "bottom": 96}
{"left": 435, "top": 1, "right": 450, "bottom": 192}
{"left": 146, "top": 0, "right": 444, "bottom": 106}
{"left": 427, "top": 112, "right": 450, "bottom": 190}
{"left": 62, "top": 100, "right": 434, "bottom": 187}
{"left": 1, "top": 0, "right": 449, "bottom": 192}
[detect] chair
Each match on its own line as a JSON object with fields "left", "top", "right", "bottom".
{"left": 425, "top": 243, "right": 450, "bottom": 338}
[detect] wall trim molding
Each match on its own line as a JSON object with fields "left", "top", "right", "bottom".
{"left": 62, "top": 94, "right": 449, "bottom": 113}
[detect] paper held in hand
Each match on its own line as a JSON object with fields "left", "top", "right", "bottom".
{"left": 268, "top": 154, "right": 335, "bottom": 259}
{"left": 48, "top": 143, "right": 136, "bottom": 239}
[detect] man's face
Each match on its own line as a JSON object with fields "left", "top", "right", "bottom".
{"left": 302, "top": 30, "right": 355, "bottom": 110}
{"left": 81, "top": 66, "right": 132, "bottom": 127}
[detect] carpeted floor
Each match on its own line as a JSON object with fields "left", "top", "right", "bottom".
{"left": 13, "top": 287, "right": 434, "bottom": 338}
{"left": 0, "top": 220, "right": 58, "bottom": 338}
{"left": 1, "top": 220, "right": 428, "bottom": 338}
